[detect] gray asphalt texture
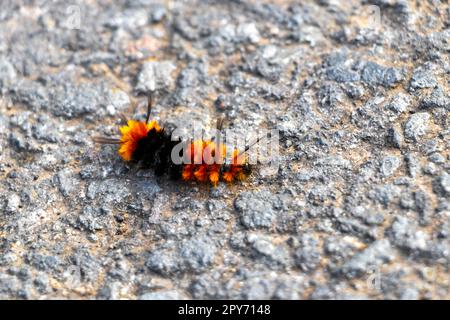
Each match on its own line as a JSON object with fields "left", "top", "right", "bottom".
{"left": 0, "top": 0, "right": 449, "bottom": 299}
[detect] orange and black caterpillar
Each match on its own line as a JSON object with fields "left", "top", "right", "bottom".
{"left": 93, "top": 94, "right": 252, "bottom": 186}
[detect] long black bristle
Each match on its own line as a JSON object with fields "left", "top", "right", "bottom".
{"left": 93, "top": 136, "right": 121, "bottom": 144}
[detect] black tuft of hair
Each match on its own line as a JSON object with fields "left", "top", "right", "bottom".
{"left": 132, "top": 129, "right": 183, "bottom": 180}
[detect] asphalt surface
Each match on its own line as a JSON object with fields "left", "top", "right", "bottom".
{"left": 0, "top": 0, "right": 449, "bottom": 299}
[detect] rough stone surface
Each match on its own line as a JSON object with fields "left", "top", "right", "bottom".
{"left": 404, "top": 113, "right": 431, "bottom": 141}
{"left": 0, "top": 0, "right": 448, "bottom": 300}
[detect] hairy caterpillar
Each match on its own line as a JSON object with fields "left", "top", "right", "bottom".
{"left": 93, "top": 94, "right": 253, "bottom": 186}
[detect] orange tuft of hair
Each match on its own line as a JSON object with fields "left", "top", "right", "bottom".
{"left": 181, "top": 140, "right": 226, "bottom": 186}
{"left": 222, "top": 149, "right": 247, "bottom": 183}
{"left": 118, "top": 120, "right": 161, "bottom": 161}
